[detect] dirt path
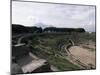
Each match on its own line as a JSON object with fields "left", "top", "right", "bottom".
{"left": 68, "top": 46, "right": 95, "bottom": 68}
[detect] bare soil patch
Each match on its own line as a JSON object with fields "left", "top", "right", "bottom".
{"left": 69, "top": 46, "right": 95, "bottom": 68}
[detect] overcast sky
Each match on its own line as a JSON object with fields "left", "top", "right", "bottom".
{"left": 12, "top": 1, "right": 96, "bottom": 32}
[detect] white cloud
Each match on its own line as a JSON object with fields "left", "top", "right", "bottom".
{"left": 12, "top": 1, "right": 96, "bottom": 32}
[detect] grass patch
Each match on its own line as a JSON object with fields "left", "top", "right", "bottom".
{"left": 48, "top": 55, "right": 81, "bottom": 71}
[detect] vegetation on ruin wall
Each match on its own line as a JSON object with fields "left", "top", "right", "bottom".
{"left": 31, "top": 32, "right": 95, "bottom": 71}
{"left": 31, "top": 35, "right": 78, "bottom": 70}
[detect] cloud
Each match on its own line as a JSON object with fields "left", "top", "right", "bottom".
{"left": 12, "top": 1, "right": 96, "bottom": 32}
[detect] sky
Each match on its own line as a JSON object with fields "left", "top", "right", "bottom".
{"left": 12, "top": 1, "right": 96, "bottom": 32}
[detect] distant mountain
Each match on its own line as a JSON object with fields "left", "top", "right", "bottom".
{"left": 12, "top": 24, "right": 42, "bottom": 35}
{"left": 35, "top": 23, "right": 54, "bottom": 29}
{"left": 12, "top": 24, "right": 85, "bottom": 35}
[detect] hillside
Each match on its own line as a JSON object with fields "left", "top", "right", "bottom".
{"left": 12, "top": 24, "right": 96, "bottom": 74}
{"left": 30, "top": 32, "right": 96, "bottom": 70}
